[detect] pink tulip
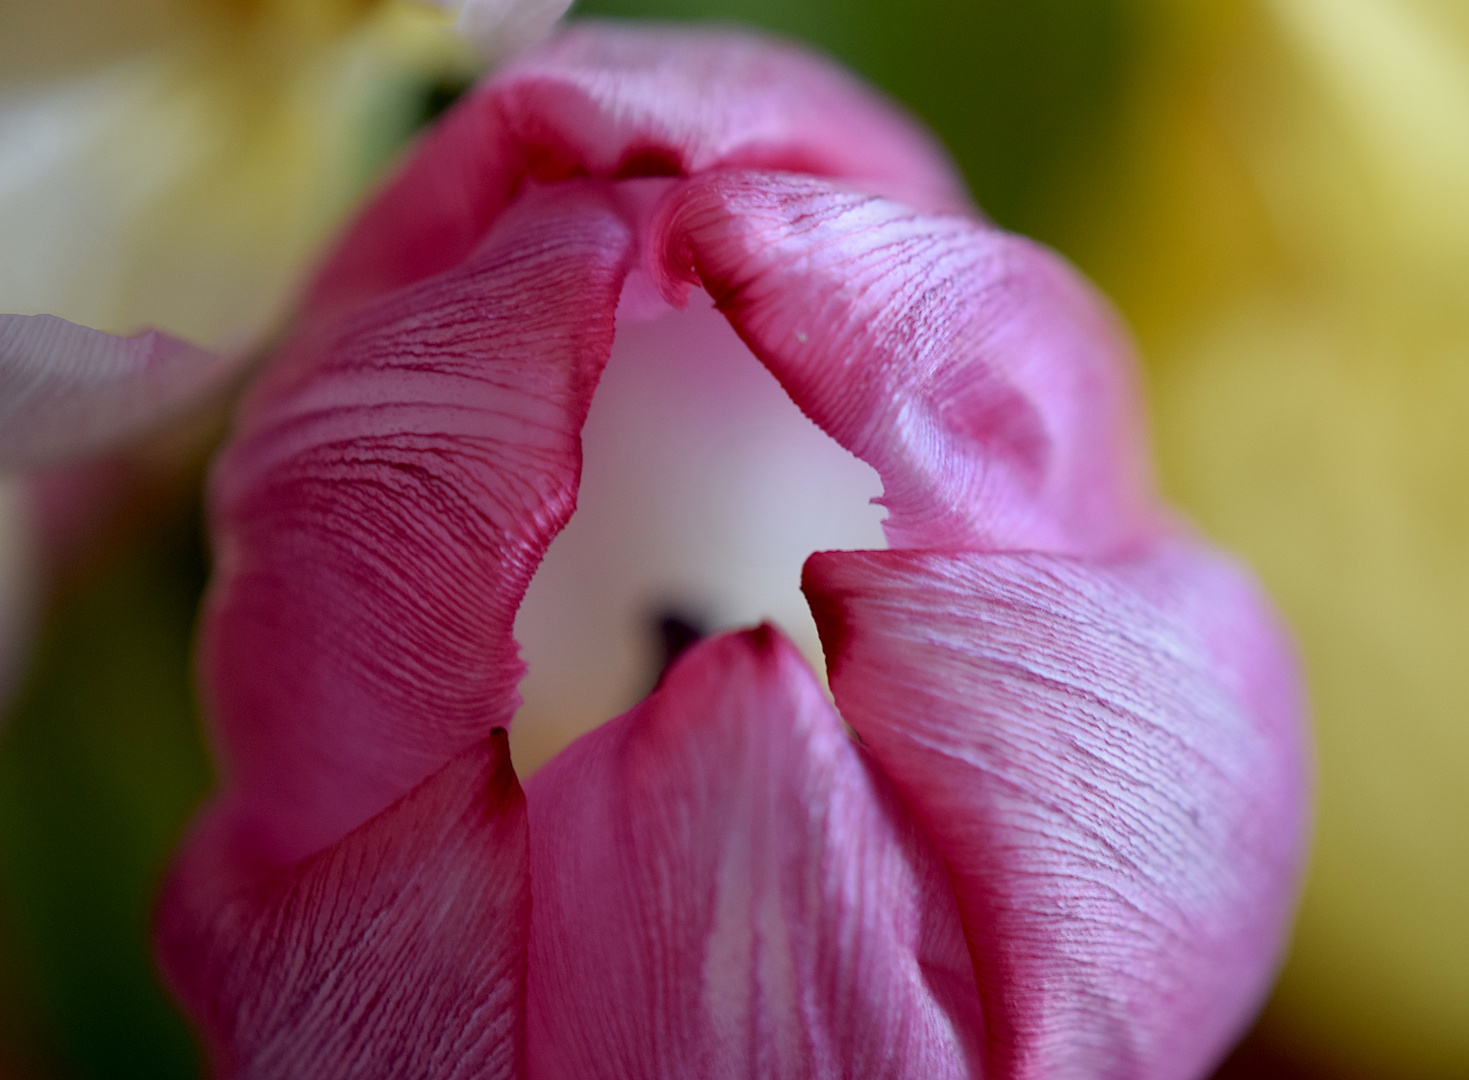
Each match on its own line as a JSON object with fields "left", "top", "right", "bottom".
{"left": 1, "top": 22, "right": 1310, "bottom": 1080}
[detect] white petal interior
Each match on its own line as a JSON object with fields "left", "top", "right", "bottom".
{"left": 511, "top": 293, "right": 887, "bottom": 774}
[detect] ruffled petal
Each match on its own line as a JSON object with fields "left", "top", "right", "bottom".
{"left": 0, "top": 312, "right": 230, "bottom": 467}
{"left": 802, "top": 542, "right": 1311, "bottom": 1080}
{"left": 201, "top": 182, "right": 633, "bottom": 870}
{"left": 524, "top": 627, "right": 985, "bottom": 1079}
{"left": 158, "top": 731, "right": 529, "bottom": 1080}
{"left": 306, "top": 23, "right": 968, "bottom": 323}
{"left": 656, "top": 171, "right": 1157, "bottom": 556}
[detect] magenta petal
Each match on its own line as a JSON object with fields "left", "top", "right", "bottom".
{"left": 306, "top": 23, "right": 967, "bottom": 324}
{"left": 303, "top": 96, "right": 523, "bottom": 324}
{"left": 202, "top": 182, "right": 632, "bottom": 870}
{"left": 494, "top": 22, "right": 969, "bottom": 213}
{"left": 657, "top": 171, "right": 1158, "bottom": 556}
{"left": 524, "top": 627, "right": 985, "bottom": 1079}
{"left": 157, "top": 731, "right": 529, "bottom": 1080}
{"left": 0, "top": 313, "right": 230, "bottom": 466}
{"left": 803, "top": 542, "right": 1311, "bottom": 1080}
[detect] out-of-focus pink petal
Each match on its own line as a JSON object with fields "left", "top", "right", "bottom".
{"left": 0, "top": 312, "right": 231, "bottom": 467}
{"left": 493, "top": 22, "right": 969, "bottom": 213}
{"left": 302, "top": 99, "right": 524, "bottom": 325}
{"left": 306, "top": 23, "right": 968, "bottom": 324}
{"left": 201, "top": 182, "right": 633, "bottom": 871}
{"left": 802, "top": 541, "right": 1311, "bottom": 1080}
{"left": 656, "top": 171, "right": 1157, "bottom": 556}
{"left": 524, "top": 626, "right": 985, "bottom": 1079}
{"left": 158, "top": 731, "right": 529, "bottom": 1080}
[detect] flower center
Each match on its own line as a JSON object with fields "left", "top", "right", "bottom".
{"left": 509, "top": 292, "right": 887, "bottom": 774}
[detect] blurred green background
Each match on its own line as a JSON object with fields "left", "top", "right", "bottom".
{"left": 3, "top": 0, "right": 1467, "bottom": 1077}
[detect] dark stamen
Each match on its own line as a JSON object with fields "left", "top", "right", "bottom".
{"left": 649, "top": 608, "right": 708, "bottom": 690}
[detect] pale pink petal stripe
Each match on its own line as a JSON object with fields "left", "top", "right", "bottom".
{"left": 202, "top": 182, "right": 632, "bottom": 871}
{"left": 306, "top": 23, "right": 968, "bottom": 324}
{"left": 525, "top": 627, "right": 985, "bottom": 1080}
{"left": 803, "top": 543, "right": 1311, "bottom": 1080}
{"left": 656, "top": 171, "right": 1157, "bottom": 557}
{"left": 0, "top": 313, "right": 231, "bottom": 467}
{"left": 158, "top": 732, "right": 529, "bottom": 1080}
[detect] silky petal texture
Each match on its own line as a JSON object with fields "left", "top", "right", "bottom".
{"left": 158, "top": 732, "right": 529, "bottom": 1080}
{"left": 305, "top": 22, "right": 968, "bottom": 323}
{"left": 655, "top": 171, "right": 1157, "bottom": 558}
{"left": 0, "top": 311, "right": 230, "bottom": 466}
{"left": 201, "top": 182, "right": 632, "bottom": 871}
{"left": 525, "top": 626, "right": 984, "bottom": 1079}
{"left": 802, "top": 543, "right": 1310, "bottom": 1080}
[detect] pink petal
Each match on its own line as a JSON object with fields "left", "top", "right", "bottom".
{"left": 157, "top": 731, "right": 529, "bottom": 1080}
{"left": 494, "top": 22, "right": 969, "bottom": 212}
{"left": 0, "top": 312, "right": 230, "bottom": 467}
{"left": 655, "top": 171, "right": 1158, "bottom": 556}
{"left": 802, "top": 541, "right": 1311, "bottom": 1080}
{"left": 306, "top": 23, "right": 968, "bottom": 323}
{"left": 201, "top": 182, "right": 633, "bottom": 870}
{"left": 301, "top": 95, "right": 524, "bottom": 325}
{"left": 524, "top": 627, "right": 985, "bottom": 1079}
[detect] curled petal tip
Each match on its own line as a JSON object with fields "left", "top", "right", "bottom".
{"left": 655, "top": 171, "right": 1157, "bottom": 555}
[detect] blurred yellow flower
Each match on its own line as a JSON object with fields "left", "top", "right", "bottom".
{"left": 1084, "top": 0, "right": 1469, "bottom": 1074}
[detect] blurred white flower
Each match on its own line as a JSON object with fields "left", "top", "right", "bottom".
{"left": 0, "top": 0, "right": 478, "bottom": 350}
{"left": 429, "top": 0, "right": 576, "bottom": 61}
